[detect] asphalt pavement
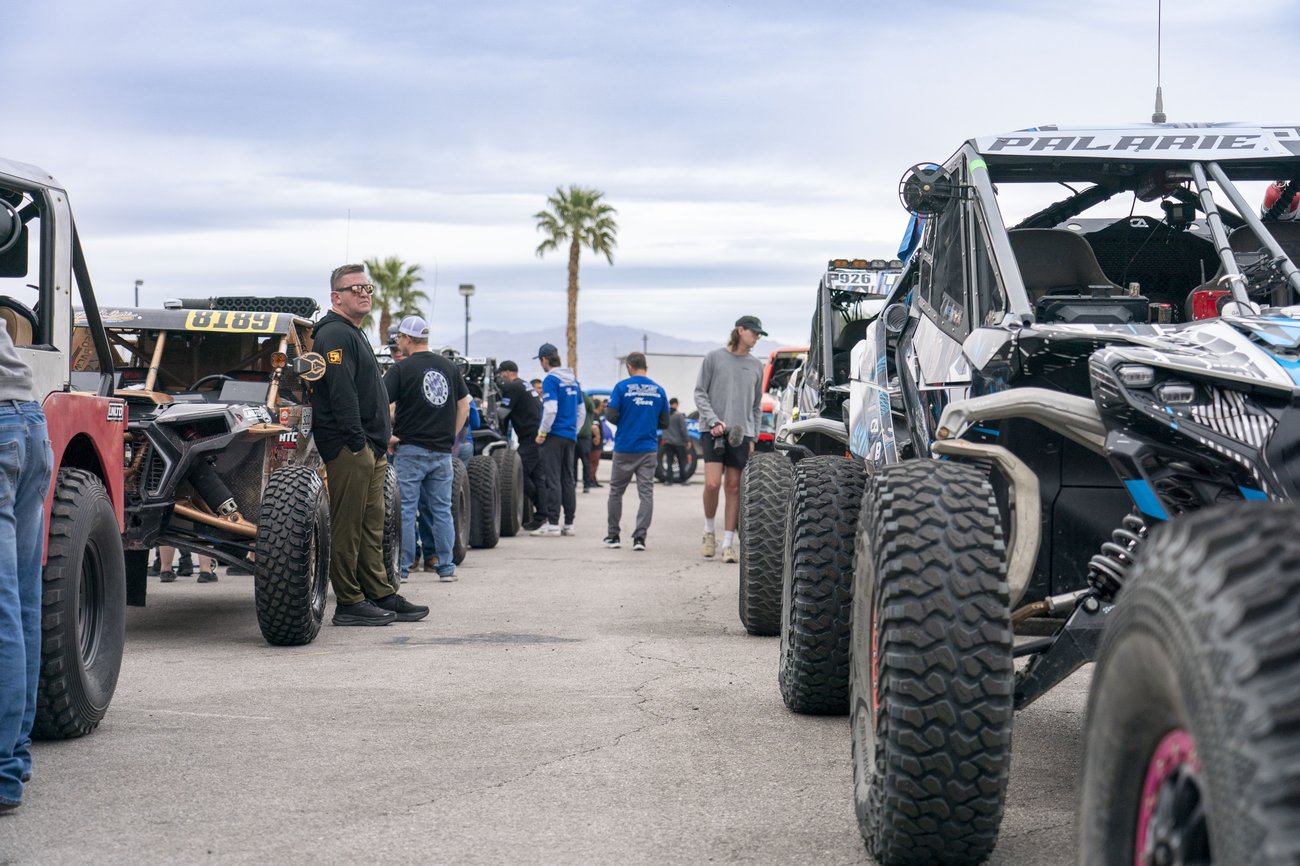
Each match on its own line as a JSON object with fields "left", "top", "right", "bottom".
{"left": 0, "top": 464, "right": 1088, "bottom": 866}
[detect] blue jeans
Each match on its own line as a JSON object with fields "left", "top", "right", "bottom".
{"left": 394, "top": 444, "right": 454, "bottom": 577}
{"left": 0, "top": 401, "right": 53, "bottom": 807}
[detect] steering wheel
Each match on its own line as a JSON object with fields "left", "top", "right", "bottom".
{"left": 190, "top": 373, "right": 235, "bottom": 392}
{"left": 0, "top": 200, "right": 21, "bottom": 255}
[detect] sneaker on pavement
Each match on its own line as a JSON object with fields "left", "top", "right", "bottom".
{"left": 722, "top": 545, "right": 738, "bottom": 563}
{"left": 332, "top": 600, "right": 396, "bottom": 627}
{"left": 197, "top": 571, "right": 218, "bottom": 583}
{"left": 159, "top": 569, "right": 177, "bottom": 583}
{"left": 531, "top": 523, "right": 561, "bottom": 537}
{"left": 522, "top": 518, "right": 544, "bottom": 532}
{"left": 0, "top": 802, "right": 17, "bottom": 815}
{"left": 423, "top": 557, "right": 438, "bottom": 572}
{"left": 437, "top": 567, "right": 458, "bottom": 582}
{"left": 561, "top": 524, "right": 576, "bottom": 536}
{"left": 700, "top": 532, "right": 717, "bottom": 558}
{"left": 372, "top": 593, "right": 429, "bottom": 622}
{"left": 632, "top": 537, "right": 646, "bottom": 552}
{"left": 603, "top": 535, "right": 621, "bottom": 549}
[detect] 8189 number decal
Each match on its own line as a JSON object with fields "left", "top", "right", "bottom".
{"left": 184, "top": 311, "right": 278, "bottom": 332}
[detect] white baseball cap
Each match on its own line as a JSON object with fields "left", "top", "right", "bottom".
{"left": 397, "top": 315, "right": 430, "bottom": 338}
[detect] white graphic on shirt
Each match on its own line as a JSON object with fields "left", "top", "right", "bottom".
{"left": 423, "top": 370, "right": 450, "bottom": 407}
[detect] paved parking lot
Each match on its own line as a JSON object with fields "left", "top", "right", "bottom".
{"left": 0, "top": 469, "right": 1087, "bottom": 865}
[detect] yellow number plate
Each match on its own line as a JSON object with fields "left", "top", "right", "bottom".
{"left": 184, "top": 311, "right": 278, "bottom": 332}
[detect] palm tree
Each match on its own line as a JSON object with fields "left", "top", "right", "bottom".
{"left": 533, "top": 185, "right": 618, "bottom": 368}
{"left": 362, "top": 256, "right": 429, "bottom": 341}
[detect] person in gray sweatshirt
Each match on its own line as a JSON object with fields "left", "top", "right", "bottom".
{"left": 693, "top": 315, "right": 766, "bottom": 562}
{"left": 0, "top": 322, "right": 53, "bottom": 814}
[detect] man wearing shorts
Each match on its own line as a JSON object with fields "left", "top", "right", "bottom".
{"left": 693, "top": 315, "right": 766, "bottom": 562}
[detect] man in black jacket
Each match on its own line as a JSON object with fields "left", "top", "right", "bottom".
{"left": 311, "top": 264, "right": 428, "bottom": 626}
{"left": 497, "top": 360, "right": 545, "bottom": 530}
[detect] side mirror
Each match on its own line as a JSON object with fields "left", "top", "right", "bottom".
{"left": 898, "top": 164, "right": 956, "bottom": 216}
{"left": 883, "top": 302, "right": 909, "bottom": 334}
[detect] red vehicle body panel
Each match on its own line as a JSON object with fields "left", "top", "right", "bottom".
{"left": 41, "top": 390, "right": 128, "bottom": 556}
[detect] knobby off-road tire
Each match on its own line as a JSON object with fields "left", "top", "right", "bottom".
{"left": 452, "top": 458, "right": 470, "bottom": 564}
{"left": 34, "top": 469, "right": 125, "bottom": 739}
{"left": 778, "top": 455, "right": 867, "bottom": 714}
{"left": 738, "top": 453, "right": 793, "bottom": 636}
{"left": 850, "top": 459, "right": 1013, "bottom": 866}
{"left": 467, "top": 453, "right": 500, "bottom": 549}
{"left": 382, "top": 463, "right": 402, "bottom": 588}
{"left": 253, "top": 466, "right": 331, "bottom": 647}
{"left": 1079, "top": 503, "right": 1300, "bottom": 866}
{"left": 493, "top": 448, "right": 524, "bottom": 538}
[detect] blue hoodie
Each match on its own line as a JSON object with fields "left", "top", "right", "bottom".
{"left": 540, "top": 366, "right": 586, "bottom": 440}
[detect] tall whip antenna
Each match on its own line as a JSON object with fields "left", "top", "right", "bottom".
{"left": 1151, "top": 0, "right": 1167, "bottom": 123}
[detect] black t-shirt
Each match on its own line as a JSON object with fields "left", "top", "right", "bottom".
{"left": 498, "top": 376, "right": 541, "bottom": 438}
{"left": 383, "top": 352, "right": 469, "bottom": 453}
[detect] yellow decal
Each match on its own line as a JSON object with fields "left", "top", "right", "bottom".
{"left": 328, "top": 349, "right": 343, "bottom": 364}
{"left": 183, "top": 310, "right": 278, "bottom": 333}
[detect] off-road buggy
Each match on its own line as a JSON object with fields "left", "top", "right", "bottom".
{"left": 736, "top": 259, "right": 900, "bottom": 654}
{"left": 72, "top": 297, "right": 402, "bottom": 647}
{"left": 447, "top": 351, "right": 526, "bottom": 548}
{"left": 841, "top": 124, "right": 1300, "bottom": 865}
{"left": 1, "top": 158, "right": 128, "bottom": 738}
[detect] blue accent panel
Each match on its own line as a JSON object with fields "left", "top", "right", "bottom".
{"left": 1238, "top": 486, "right": 1269, "bottom": 501}
{"left": 1124, "top": 479, "right": 1169, "bottom": 521}
{"left": 1271, "top": 354, "right": 1300, "bottom": 386}
{"left": 972, "top": 426, "right": 1001, "bottom": 437}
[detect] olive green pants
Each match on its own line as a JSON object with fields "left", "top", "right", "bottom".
{"left": 325, "top": 448, "right": 395, "bottom": 606}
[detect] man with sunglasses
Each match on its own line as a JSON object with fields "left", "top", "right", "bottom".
{"left": 311, "top": 265, "right": 428, "bottom": 627}
{"left": 694, "top": 314, "right": 766, "bottom": 563}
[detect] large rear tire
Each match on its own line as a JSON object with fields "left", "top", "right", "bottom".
{"left": 468, "top": 454, "right": 500, "bottom": 549}
{"left": 738, "top": 453, "right": 792, "bottom": 636}
{"left": 493, "top": 448, "right": 524, "bottom": 538}
{"left": 1078, "top": 503, "right": 1300, "bottom": 866}
{"left": 778, "top": 455, "right": 866, "bottom": 714}
{"left": 253, "top": 466, "right": 331, "bottom": 647}
{"left": 452, "top": 458, "right": 470, "bottom": 564}
{"left": 851, "top": 459, "right": 1012, "bottom": 866}
{"left": 382, "top": 463, "right": 402, "bottom": 588}
{"left": 33, "top": 469, "right": 125, "bottom": 740}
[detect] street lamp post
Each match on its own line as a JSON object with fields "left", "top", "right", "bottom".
{"left": 134, "top": 279, "right": 143, "bottom": 306}
{"left": 458, "top": 283, "right": 475, "bottom": 355}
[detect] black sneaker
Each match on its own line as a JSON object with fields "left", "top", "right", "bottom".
{"left": 147, "top": 553, "right": 160, "bottom": 577}
{"left": 372, "top": 593, "right": 429, "bottom": 622}
{"left": 0, "top": 802, "right": 17, "bottom": 815}
{"left": 159, "top": 570, "right": 177, "bottom": 583}
{"left": 522, "top": 519, "right": 544, "bottom": 532}
{"left": 332, "top": 600, "right": 396, "bottom": 626}
{"left": 603, "top": 535, "right": 621, "bottom": 549}
{"left": 197, "top": 571, "right": 218, "bottom": 583}
{"left": 176, "top": 553, "right": 194, "bottom": 577}
{"left": 632, "top": 537, "right": 646, "bottom": 552}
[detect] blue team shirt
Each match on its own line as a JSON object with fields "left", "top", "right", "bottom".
{"left": 609, "top": 375, "right": 668, "bottom": 454}
{"left": 542, "top": 371, "right": 583, "bottom": 440}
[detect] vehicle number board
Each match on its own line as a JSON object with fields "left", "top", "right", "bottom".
{"left": 184, "top": 310, "right": 278, "bottom": 332}
{"left": 826, "top": 268, "right": 899, "bottom": 296}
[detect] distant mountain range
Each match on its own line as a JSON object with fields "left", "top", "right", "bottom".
{"left": 444, "top": 321, "right": 785, "bottom": 389}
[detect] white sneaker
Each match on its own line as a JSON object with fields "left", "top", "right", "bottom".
{"left": 701, "top": 532, "right": 716, "bottom": 558}
{"left": 530, "top": 523, "right": 561, "bottom": 537}
{"left": 561, "top": 524, "right": 576, "bottom": 536}
{"left": 722, "top": 545, "right": 738, "bottom": 563}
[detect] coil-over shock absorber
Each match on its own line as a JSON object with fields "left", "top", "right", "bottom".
{"left": 1087, "top": 512, "right": 1149, "bottom": 599}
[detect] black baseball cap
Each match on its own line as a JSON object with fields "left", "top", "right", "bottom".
{"left": 534, "top": 342, "right": 559, "bottom": 359}
{"left": 498, "top": 360, "right": 518, "bottom": 373}
{"left": 735, "top": 315, "right": 768, "bottom": 336}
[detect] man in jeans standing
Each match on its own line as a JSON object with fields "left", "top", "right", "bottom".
{"left": 312, "top": 265, "right": 429, "bottom": 626}
{"left": 530, "top": 343, "right": 585, "bottom": 537}
{"left": 603, "top": 353, "right": 668, "bottom": 551}
{"left": 0, "top": 328, "right": 54, "bottom": 814}
{"left": 694, "top": 315, "right": 766, "bottom": 563}
{"left": 384, "top": 316, "right": 469, "bottom": 583}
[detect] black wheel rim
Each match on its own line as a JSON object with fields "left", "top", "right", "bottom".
{"left": 1135, "top": 729, "right": 1211, "bottom": 866}
{"left": 78, "top": 543, "right": 103, "bottom": 666}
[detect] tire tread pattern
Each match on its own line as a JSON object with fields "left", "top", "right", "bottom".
{"left": 738, "top": 453, "right": 793, "bottom": 636}
{"left": 254, "top": 466, "right": 330, "bottom": 646}
{"left": 467, "top": 454, "right": 500, "bottom": 549}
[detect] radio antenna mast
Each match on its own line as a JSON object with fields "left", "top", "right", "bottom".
{"left": 1151, "top": 0, "right": 1167, "bottom": 123}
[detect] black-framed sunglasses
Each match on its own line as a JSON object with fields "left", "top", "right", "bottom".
{"left": 338, "top": 283, "right": 375, "bottom": 295}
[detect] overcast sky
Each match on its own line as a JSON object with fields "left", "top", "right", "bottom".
{"left": 7, "top": 0, "right": 1299, "bottom": 347}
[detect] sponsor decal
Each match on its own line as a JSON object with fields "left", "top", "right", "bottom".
{"left": 979, "top": 127, "right": 1300, "bottom": 160}
{"left": 328, "top": 349, "right": 343, "bottom": 364}
{"left": 422, "top": 369, "right": 450, "bottom": 406}
{"left": 107, "top": 401, "right": 125, "bottom": 422}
